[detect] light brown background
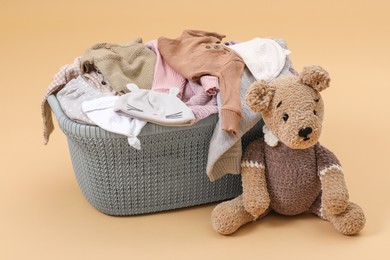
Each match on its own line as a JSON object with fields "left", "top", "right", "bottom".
{"left": 1, "top": 0, "right": 389, "bottom": 259}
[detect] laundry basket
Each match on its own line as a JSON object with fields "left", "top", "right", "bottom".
{"left": 48, "top": 94, "right": 263, "bottom": 216}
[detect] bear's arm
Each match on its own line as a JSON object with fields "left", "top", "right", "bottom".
{"left": 241, "top": 137, "right": 270, "bottom": 218}
{"left": 315, "top": 143, "right": 349, "bottom": 215}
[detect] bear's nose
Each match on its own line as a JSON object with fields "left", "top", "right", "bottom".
{"left": 298, "top": 127, "right": 313, "bottom": 139}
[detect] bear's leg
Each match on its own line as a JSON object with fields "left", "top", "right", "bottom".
{"left": 211, "top": 195, "right": 270, "bottom": 235}
{"left": 324, "top": 202, "right": 365, "bottom": 235}
{"left": 310, "top": 196, "right": 365, "bottom": 235}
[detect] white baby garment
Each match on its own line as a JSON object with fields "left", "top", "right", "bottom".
{"left": 56, "top": 75, "right": 112, "bottom": 125}
{"left": 114, "top": 84, "right": 195, "bottom": 126}
{"left": 82, "top": 96, "right": 147, "bottom": 150}
{"left": 227, "top": 38, "right": 291, "bottom": 82}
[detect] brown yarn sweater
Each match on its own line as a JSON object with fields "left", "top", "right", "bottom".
{"left": 242, "top": 137, "right": 341, "bottom": 215}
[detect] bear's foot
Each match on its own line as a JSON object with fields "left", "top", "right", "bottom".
{"left": 326, "top": 202, "right": 366, "bottom": 235}
{"left": 211, "top": 195, "right": 254, "bottom": 235}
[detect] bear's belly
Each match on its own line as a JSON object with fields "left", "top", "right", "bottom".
{"left": 265, "top": 144, "right": 321, "bottom": 215}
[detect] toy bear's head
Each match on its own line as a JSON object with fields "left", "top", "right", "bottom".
{"left": 246, "top": 65, "right": 330, "bottom": 149}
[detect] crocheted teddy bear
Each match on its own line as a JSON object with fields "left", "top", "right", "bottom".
{"left": 211, "top": 65, "right": 366, "bottom": 235}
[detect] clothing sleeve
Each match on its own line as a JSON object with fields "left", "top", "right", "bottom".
{"left": 200, "top": 75, "right": 219, "bottom": 95}
{"left": 218, "top": 60, "right": 245, "bottom": 135}
{"left": 144, "top": 40, "right": 157, "bottom": 53}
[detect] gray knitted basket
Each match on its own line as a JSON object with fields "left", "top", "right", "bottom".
{"left": 48, "top": 94, "right": 262, "bottom": 216}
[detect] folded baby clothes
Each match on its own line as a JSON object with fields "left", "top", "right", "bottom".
{"left": 114, "top": 84, "right": 195, "bottom": 126}
{"left": 56, "top": 76, "right": 112, "bottom": 125}
{"left": 227, "top": 38, "right": 291, "bottom": 82}
{"left": 82, "top": 96, "right": 147, "bottom": 150}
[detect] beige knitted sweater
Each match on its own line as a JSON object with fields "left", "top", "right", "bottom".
{"left": 81, "top": 38, "right": 156, "bottom": 94}
{"left": 242, "top": 137, "right": 341, "bottom": 215}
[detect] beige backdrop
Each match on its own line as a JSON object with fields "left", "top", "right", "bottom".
{"left": 1, "top": 0, "right": 389, "bottom": 259}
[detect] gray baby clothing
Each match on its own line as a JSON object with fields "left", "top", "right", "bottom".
{"left": 56, "top": 76, "right": 113, "bottom": 125}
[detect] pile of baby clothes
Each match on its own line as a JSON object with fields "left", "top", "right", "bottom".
{"left": 41, "top": 30, "right": 297, "bottom": 180}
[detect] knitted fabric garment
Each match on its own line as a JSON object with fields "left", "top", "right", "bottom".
{"left": 144, "top": 39, "right": 218, "bottom": 121}
{"left": 145, "top": 39, "right": 220, "bottom": 98}
{"left": 145, "top": 40, "right": 219, "bottom": 123}
{"left": 144, "top": 39, "right": 187, "bottom": 97}
{"left": 41, "top": 56, "right": 115, "bottom": 145}
{"left": 81, "top": 38, "right": 156, "bottom": 94}
{"left": 207, "top": 39, "right": 295, "bottom": 181}
{"left": 114, "top": 84, "right": 195, "bottom": 126}
{"left": 206, "top": 68, "right": 256, "bottom": 181}
{"left": 158, "top": 30, "right": 245, "bottom": 134}
{"left": 199, "top": 76, "right": 219, "bottom": 95}
{"left": 242, "top": 137, "right": 341, "bottom": 216}
{"left": 182, "top": 80, "right": 218, "bottom": 122}
{"left": 227, "top": 38, "right": 291, "bottom": 82}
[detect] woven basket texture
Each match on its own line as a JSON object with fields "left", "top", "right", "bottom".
{"left": 48, "top": 94, "right": 263, "bottom": 215}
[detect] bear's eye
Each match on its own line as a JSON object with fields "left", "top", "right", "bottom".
{"left": 313, "top": 110, "right": 317, "bottom": 116}
{"left": 283, "top": 113, "right": 289, "bottom": 122}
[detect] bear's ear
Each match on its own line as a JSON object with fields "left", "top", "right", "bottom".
{"left": 246, "top": 80, "right": 275, "bottom": 113}
{"left": 299, "top": 65, "right": 330, "bottom": 92}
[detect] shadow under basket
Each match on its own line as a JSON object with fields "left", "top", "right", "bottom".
{"left": 48, "top": 94, "right": 263, "bottom": 216}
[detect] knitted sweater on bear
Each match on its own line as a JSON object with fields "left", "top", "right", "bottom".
{"left": 242, "top": 137, "right": 341, "bottom": 215}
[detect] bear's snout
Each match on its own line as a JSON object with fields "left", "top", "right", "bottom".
{"left": 298, "top": 127, "right": 313, "bottom": 140}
